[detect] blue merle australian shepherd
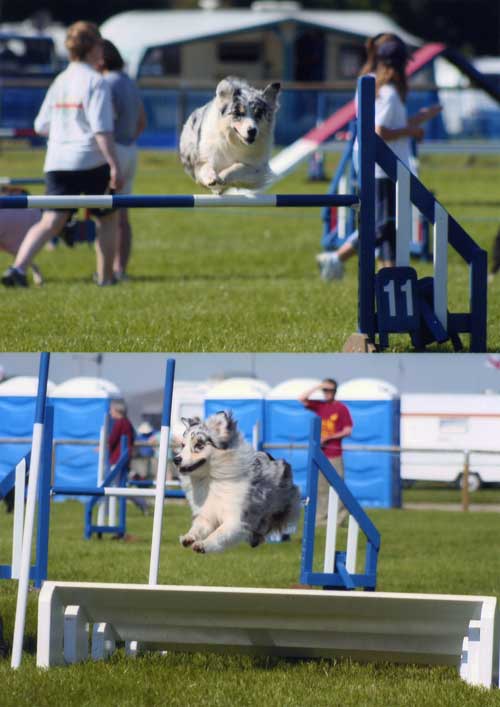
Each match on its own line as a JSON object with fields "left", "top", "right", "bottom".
{"left": 179, "top": 77, "right": 280, "bottom": 193}
{"left": 173, "top": 411, "right": 300, "bottom": 554}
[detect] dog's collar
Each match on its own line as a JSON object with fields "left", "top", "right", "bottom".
{"left": 180, "top": 459, "right": 207, "bottom": 474}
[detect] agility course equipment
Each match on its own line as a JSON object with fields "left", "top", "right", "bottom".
{"left": 0, "top": 177, "right": 44, "bottom": 186}
{"left": 0, "top": 193, "right": 359, "bottom": 209}
{"left": 0, "top": 412, "right": 52, "bottom": 588}
{"left": 36, "top": 582, "right": 498, "bottom": 688}
{"left": 301, "top": 417, "right": 379, "bottom": 591}
{"left": 0, "top": 76, "right": 487, "bottom": 352}
{"left": 355, "top": 76, "right": 486, "bottom": 352}
{"left": 0, "top": 81, "right": 487, "bottom": 352}
{"left": 321, "top": 124, "right": 431, "bottom": 261}
{"left": 11, "top": 353, "right": 52, "bottom": 669}
{"left": 8, "top": 354, "right": 499, "bottom": 687}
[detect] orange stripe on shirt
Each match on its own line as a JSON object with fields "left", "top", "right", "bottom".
{"left": 55, "top": 102, "right": 83, "bottom": 109}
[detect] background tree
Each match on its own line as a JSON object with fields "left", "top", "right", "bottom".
{"left": 1, "top": 0, "right": 499, "bottom": 56}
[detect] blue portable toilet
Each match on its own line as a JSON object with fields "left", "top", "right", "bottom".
{"left": 51, "top": 377, "right": 122, "bottom": 493}
{"left": 204, "top": 378, "right": 270, "bottom": 446}
{"left": 0, "top": 376, "right": 56, "bottom": 483}
{"left": 337, "top": 378, "right": 401, "bottom": 508}
{"left": 264, "top": 378, "right": 322, "bottom": 497}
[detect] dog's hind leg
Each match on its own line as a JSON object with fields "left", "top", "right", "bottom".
{"left": 192, "top": 523, "right": 247, "bottom": 554}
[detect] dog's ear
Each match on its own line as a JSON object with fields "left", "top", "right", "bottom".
{"left": 216, "top": 78, "right": 237, "bottom": 103}
{"left": 181, "top": 416, "right": 200, "bottom": 430}
{"left": 262, "top": 82, "right": 281, "bottom": 107}
{"left": 207, "top": 410, "right": 237, "bottom": 447}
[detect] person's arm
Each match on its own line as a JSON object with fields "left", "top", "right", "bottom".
{"left": 87, "top": 79, "right": 124, "bottom": 190}
{"left": 298, "top": 384, "right": 322, "bottom": 405}
{"left": 409, "top": 104, "right": 442, "bottom": 127}
{"left": 134, "top": 102, "right": 147, "bottom": 141}
{"left": 94, "top": 133, "right": 124, "bottom": 191}
{"left": 376, "top": 124, "right": 424, "bottom": 142}
{"left": 33, "top": 85, "right": 54, "bottom": 136}
{"left": 322, "top": 425, "right": 352, "bottom": 443}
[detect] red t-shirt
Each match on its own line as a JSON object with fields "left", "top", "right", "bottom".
{"left": 108, "top": 417, "right": 135, "bottom": 465}
{"left": 305, "top": 400, "right": 353, "bottom": 458}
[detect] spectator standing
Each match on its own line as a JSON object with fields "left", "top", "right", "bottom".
{"left": 108, "top": 399, "right": 149, "bottom": 520}
{"left": 1, "top": 21, "right": 123, "bottom": 288}
{"left": 317, "top": 33, "right": 441, "bottom": 279}
{"left": 299, "top": 379, "right": 353, "bottom": 526}
{"left": 99, "top": 39, "right": 146, "bottom": 281}
{"left": 108, "top": 399, "right": 135, "bottom": 466}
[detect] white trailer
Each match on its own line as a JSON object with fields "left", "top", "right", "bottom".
{"left": 400, "top": 394, "right": 500, "bottom": 491}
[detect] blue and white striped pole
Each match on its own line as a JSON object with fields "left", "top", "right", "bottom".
{"left": 11, "top": 352, "right": 50, "bottom": 669}
{"left": 0, "top": 194, "right": 359, "bottom": 210}
{"left": 148, "top": 358, "right": 175, "bottom": 585}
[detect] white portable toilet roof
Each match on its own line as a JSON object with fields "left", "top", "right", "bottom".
{"left": 51, "top": 377, "right": 122, "bottom": 399}
{"left": 337, "top": 378, "right": 398, "bottom": 400}
{"left": 266, "top": 378, "right": 323, "bottom": 400}
{"left": 206, "top": 377, "right": 270, "bottom": 400}
{"left": 0, "top": 376, "right": 56, "bottom": 396}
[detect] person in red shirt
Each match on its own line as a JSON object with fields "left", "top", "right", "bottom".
{"left": 108, "top": 400, "right": 135, "bottom": 466}
{"left": 299, "top": 378, "right": 353, "bottom": 526}
{"left": 108, "top": 400, "right": 150, "bottom": 524}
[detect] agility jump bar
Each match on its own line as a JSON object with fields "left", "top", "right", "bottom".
{"left": 0, "top": 194, "right": 360, "bottom": 210}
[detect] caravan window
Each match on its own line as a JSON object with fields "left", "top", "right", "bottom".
{"left": 217, "top": 42, "right": 262, "bottom": 63}
{"left": 140, "top": 46, "right": 181, "bottom": 77}
{"left": 438, "top": 417, "right": 469, "bottom": 438}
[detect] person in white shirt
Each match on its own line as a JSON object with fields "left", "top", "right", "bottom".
{"left": 317, "top": 34, "right": 442, "bottom": 280}
{"left": 2, "top": 21, "right": 123, "bottom": 288}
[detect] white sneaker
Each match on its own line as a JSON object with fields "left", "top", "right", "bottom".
{"left": 315, "top": 252, "right": 344, "bottom": 281}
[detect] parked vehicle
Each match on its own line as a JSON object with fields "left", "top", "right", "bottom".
{"left": 401, "top": 394, "right": 500, "bottom": 491}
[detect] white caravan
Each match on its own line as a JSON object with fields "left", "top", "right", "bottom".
{"left": 400, "top": 394, "right": 500, "bottom": 491}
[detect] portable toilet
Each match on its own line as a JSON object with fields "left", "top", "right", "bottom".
{"left": 264, "top": 378, "right": 322, "bottom": 496}
{"left": 0, "top": 376, "right": 56, "bottom": 483}
{"left": 337, "top": 378, "right": 400, "bottom": 508}
{"left": 51, "top": 377, "right": 122, "bottom": 492}
{"left": 204, "top": 378, "right": 271, "bottom": 446}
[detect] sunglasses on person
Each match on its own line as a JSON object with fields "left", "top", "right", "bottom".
{"left": 322, "top": 387, "right": 336, "bottom": 394}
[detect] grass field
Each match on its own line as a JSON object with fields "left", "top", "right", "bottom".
{"left": 1, "top": 498, "right": 500, "bottom": 705}
{"left": 0, "top": 148, "right": 498, "bottom": 352}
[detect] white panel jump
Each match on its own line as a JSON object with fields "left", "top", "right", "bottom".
{"left": 37, "top": 582, "right": 498, "bottom": 688}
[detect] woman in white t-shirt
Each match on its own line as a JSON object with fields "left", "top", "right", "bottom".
{"left": 1, "top": 21, "right": 123, "bottom": 288}
{"left": 317, "top": 34, "right": 441, "bottom": 280}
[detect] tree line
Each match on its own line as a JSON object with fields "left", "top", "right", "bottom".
{"left": 3, "top": 0, "right": 498, "bottom": 56}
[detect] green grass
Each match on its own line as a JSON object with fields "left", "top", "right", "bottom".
{"left": 0, "top": 149, "right": 498, "bottom": 351}
{"left": 2, "top": 500, "right": 500, "bottom": 705}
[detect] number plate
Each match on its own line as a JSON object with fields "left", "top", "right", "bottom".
{"left": 375, "top": 267, "right": 420, "bottom": 333}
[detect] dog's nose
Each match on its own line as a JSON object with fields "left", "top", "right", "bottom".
{"left": 247, "top": 127, "right": 257, "bottom": 140}
{"left": 173, "top": 455, "right": 182, "bottom": 465}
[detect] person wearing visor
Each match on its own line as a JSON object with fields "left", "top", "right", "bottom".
{"left": 317, "top": 33, "right": 442, "bottom": 280}
{"left": 299, "top": 378, "right": 353, "bottom": 526}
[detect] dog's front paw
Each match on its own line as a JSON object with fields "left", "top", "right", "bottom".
{"left": 192, "top": 541, "right": 206, "bottom": 554}
{"left": 179, "top": 533, "right": 196, "bottom": 548}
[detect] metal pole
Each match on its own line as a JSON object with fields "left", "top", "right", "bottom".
{"left": 462, "top": 451, "right": 470, "bottom": 512}
{"left": 11, "top": 352, "right": 50, "bottom": 669}
{"left": 149, "top": 358, "right": 175, "bottom": 585}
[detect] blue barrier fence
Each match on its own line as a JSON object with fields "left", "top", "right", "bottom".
{"left": 0, "top": 85, "right": 458, "bottom": 148}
